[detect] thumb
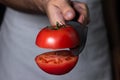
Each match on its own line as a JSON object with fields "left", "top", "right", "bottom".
{"left": 57, "top": 0, "right": 75, "bottom": 20}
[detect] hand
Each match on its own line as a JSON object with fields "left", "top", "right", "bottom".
{"left": 33, "top": 0, "right": 90, "bottom": 25}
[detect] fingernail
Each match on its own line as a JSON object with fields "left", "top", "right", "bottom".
{"left": 78, "top": 15, "right": 85, "bottom": 24}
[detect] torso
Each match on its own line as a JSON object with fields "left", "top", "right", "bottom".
{"left": 0, "top": 0, "right": 112, "bottom": 80}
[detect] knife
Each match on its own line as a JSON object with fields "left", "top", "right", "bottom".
{"left": 67, "top": 21, "right": 88, "bottom": 56}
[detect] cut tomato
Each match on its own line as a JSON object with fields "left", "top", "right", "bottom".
{"left": 36, "top": 24, "right": 80, "bottom": 49}
{"left": 35, "top": 50, "right": 78, "bottom": 75}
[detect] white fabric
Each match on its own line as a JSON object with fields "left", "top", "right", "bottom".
{"left": 0, "top": 0, "right": 112, "bottom": 80}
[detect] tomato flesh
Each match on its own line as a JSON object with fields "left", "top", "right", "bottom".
{"left": 36, "top": 25, "right": 80, "bottom": 49}
{"left": 35, "top": 50, "right": 78, "bottom": 75}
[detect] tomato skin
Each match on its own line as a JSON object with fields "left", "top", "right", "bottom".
{"left": 36, "top": 25, "right": 80, "bottom": 49}
{"left": 35, "top": 50, "right": 78, "bottom": 75}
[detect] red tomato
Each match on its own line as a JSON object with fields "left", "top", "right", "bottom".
{"left": 35, "top": 50, "right": 78, "bottom": 75}
{"left": 36, "top": 24, "right": 80, "bottom": 49}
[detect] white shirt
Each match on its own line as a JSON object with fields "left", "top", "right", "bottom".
{"left": 0, "top": 0, "right": 112, "bottom": 80}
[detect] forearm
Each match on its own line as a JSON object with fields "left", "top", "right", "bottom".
{"left": 0, "top": 0, "right": 89, "bottom": 26}
{"left": 0, "top": 0, "right": 43, "bottom": 14}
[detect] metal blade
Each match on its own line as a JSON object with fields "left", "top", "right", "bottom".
{"left": 67, "top": 21, "right": 88, "bottom": 56}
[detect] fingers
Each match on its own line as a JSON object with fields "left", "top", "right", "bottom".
{"left": 57, "top": 0, "right": 75, "bottom": 20}
{"left": 46, "top": 4, "right": 65, "bottom": 25}
{"left": 73, "top": 2, "right": 90, "bottom": 25}
{"left": 45, "top": 0, "right": 75, "bottom": 25}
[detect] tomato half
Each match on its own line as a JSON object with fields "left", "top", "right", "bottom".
{"left": 36, "top": 24, "right": 80, "bottom": 49}
{"left": 35, "top": 50, "right": 78, "bottom": 75}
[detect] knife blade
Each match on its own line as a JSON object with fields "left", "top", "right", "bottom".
{"left": 67, "top": 21, "right": 88, "bottom": 56}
